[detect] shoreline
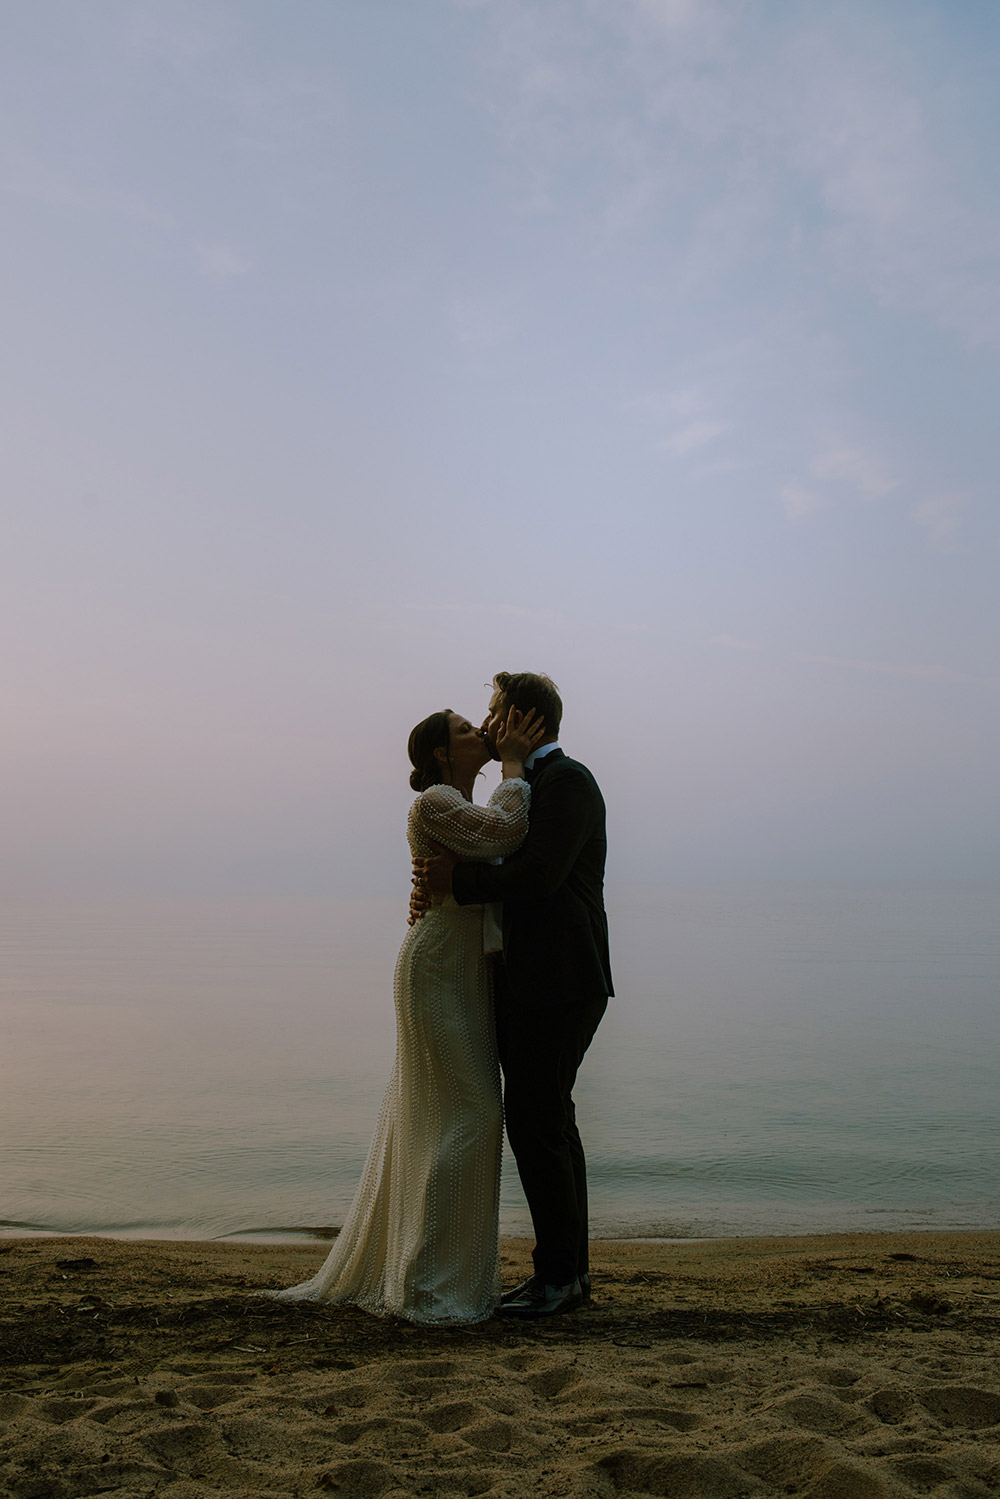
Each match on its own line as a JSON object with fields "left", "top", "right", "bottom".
{"left": 4, "top": 1217, "right": 998, "bottom": 1245}
{"left": 0, "top": 1225, "right": 723, "bottom": 1247}
{"left": 3, "top": 1230, "right": 999, "bottom": 1497}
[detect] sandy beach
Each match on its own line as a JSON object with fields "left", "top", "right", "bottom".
{"left": 2, "top": 1231, "right": 999, "bottom": 1498}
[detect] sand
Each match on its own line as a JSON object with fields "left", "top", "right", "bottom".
{"left": 2, "top": 1231, "right": 999, "bottom": 1499}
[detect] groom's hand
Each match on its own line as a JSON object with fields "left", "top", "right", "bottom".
{"left": 407, "top": 869, "right": 431, "bottom": 923}
{"left": 408, "top": 871, "right": 430, "bottom": 925}
{"left": 408, "top": 842, "right": 457, "bottom": 923}
{"left": 413, "top": 850, "right": 457, "bottom": 900}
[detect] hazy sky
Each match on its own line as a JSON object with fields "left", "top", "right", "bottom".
{"left": 3, "top": 0, "right": 998, "bottom": 897}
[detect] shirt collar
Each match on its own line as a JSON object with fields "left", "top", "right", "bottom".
{"left": 524, "top": 741, "right": 560, "bottom": 771}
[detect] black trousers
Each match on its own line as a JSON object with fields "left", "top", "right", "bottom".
{"left": 492, "top": 956, "right": 608, "bottom": 1287}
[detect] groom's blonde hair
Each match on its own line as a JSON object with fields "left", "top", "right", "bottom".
{"left": 492, "top": 672, "right": 562, "bottom": 737}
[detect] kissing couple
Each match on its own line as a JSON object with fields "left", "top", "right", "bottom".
{"left": 274, "top": 672, "right": 612, "bottom": 1323}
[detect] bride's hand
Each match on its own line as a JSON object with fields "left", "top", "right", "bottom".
{"left": 495, "top": 705, "right": 546, "bottom": 764}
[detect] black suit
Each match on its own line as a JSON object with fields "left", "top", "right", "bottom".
{"left": 451, "top": 749, "right": 612, "bottom": 1285}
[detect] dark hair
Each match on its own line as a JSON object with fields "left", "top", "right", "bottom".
{"left": 491, "top": 672, "right": 562, "bottom": 737}
{"left": 408, "top": 710, "right": 453, "bottom": 792}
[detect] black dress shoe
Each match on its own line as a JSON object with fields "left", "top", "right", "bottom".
{"left": 498, "top": 1278, "right": 583, "bottom": 1319}
{"left": 501, "top": 1273, "right": 592, "bottom": 1308}
{"left": 500, "top": 1274, "right": 540, "bottom": 1306}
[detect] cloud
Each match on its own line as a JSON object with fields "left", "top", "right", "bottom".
{"left": 0, "top": 147, "right": 172, "bottom": 226}
{"left": 780, "top": 483, "right": 823, "bottom": 521}
{"left": 451, "top": 294, "right": 515, "bottom": 348}
{"left": 124, "top": 0, "right": 237, "bottom": 64}
{"left": 406, "top": 602, "right": 573, "bottom": 631}
{"left": 628, "top": 384, "right": 729, "bottom": 459}
{"left": 792, "top": 650, "right": 995, "bottom": 690}
{"left": 810, "top": 447, "right": 899, "bottom": 498}
{"left": 779, "top": 445, "right": 897, "bottom": 520}
{"left": 708, "top": 629, "right": 995, "bottom": 687}
{"left": 913, "top": 494, "right": 967, "bottom": 550}
{"left": 710, "top": 634, "right": 761, "bottom": 652}
{"left": 717, "top": 639, "right": 996, "bottom": 690}
{"left": 661, "top": 419, "right": 726, "bottom": 456}
{"left": 636, "top": 0, "right": 704, "bottom": 30}
{"left": 197, "top": 243, "right": 248, "bottom": 277}
{"left": 470, "top": 0, "right": 1000, "bottom": 346}
{"left": 778, "top": 18, "right": 1000, "bottom": 346}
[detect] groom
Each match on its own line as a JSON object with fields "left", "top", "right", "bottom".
{"left": 419, "top": 672, "right": 612, "bottom": 1318}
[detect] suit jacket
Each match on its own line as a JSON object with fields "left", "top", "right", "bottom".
{"left": 451, "top": 750, "right": 613, "bottom": 1009}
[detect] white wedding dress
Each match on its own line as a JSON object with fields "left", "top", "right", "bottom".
{"left": 274, "top": 777, "right": 530, "bottom": 1324}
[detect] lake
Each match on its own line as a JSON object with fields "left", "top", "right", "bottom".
{"left": 2, "top": 885, "right": 998, "bottom": 1242}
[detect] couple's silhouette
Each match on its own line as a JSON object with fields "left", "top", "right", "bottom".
{"left": 275, "top": 672, "right": 611, "bottom": 1322}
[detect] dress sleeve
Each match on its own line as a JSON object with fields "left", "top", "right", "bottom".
{"left": 451, "top": 764, "right": 592, "bottom": 903}
{"left": 415, "top": 781, "right": 530, "bottom": 860}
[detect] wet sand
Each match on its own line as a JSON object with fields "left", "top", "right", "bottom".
{"left": 2, "top": 1231, "right": 999, "bottom": 1498}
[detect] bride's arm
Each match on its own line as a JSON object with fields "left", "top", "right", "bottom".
{"left": 415, "top": 781, "right": 530, "bottom": 861}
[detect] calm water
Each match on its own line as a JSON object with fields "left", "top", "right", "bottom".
{"left": 2, "top": 886, "right": 998, "bottom": 1242}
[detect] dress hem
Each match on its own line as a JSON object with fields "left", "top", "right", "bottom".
{"left": 266, "top": 1286, "right": 499, "bottom": 1326}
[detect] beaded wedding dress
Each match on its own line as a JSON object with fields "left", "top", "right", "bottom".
{"left": 274, "top": 778, "right": 530, "bottom": 1324}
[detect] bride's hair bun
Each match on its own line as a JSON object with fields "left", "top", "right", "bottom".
{"left": 408, "top": 710, "right": 452, "bottom": 793}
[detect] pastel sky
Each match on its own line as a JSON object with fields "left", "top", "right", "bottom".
{"left": 3, "top": 0, "right": 998, "bottom": 897}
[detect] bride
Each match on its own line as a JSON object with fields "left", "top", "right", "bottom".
{"left": 273, "top": 702, "right": 544, "bottom": 1323}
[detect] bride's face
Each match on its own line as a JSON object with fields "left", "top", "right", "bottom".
{"left": 480, "top": 690, "right": 506, "bottom": 763}
{"left": 441, "top": 712, "right": 491, "bottom": 777}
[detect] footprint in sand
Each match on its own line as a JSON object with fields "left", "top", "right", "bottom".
{"left": 738, "top": 1437, "right": 903, "bottom": 1499}
{"left": 919, "top": 1385, "right": 1000, "bottom": 1430}
{"left": 321, "top": 1380, "right": 390, "bottom": 1410}
{"left": 888, "top": 1453, "right": 957, "bottom": 1490}
{"left": 771, "top": 1388, "right": 876, "bottom": 1436}
{"left": 461, "top": 1416, "right": 517, "bottom": 1453}
{"left": 737, "top": 1431, "right": 838, "bottom": 1488}
{"left": 176, "top": 1376, "right": 257, "bottom": 1409}
{"left": 422, "top": 1397, "right": 493, "bottom": 1433}
{"left": 334, "top": 1414, "right": 427, "bottom": 1451}
{"left": 595, "top": 1447, "right": 751, "bottom": 1498}
{"left": 70, "top": 1375, "right": 140, "bottom": 1397}
{"left": 219, "top": 1408, "right": 317, "bottom": 1462}
{"left": 616, "top": 1404, "right": 705, "bottom": 1432}
{"left": 806, "top": 1459, "right": 900, "bottom": 1499}
{"left": 524, "top": 1362, "right": 581, "bottom": 1399}
{"left": 316, "top": 1456, "right": 396, "bottom": 1496}
{"left": 498, "top": 1351, "right": 545, "bottom": 1373}
{"left": 866, "top": 1387, "right": 917, "bottom": 1424}
{"left": 0, "top": 1393, "right": 35, "bottom": 1427}
{"left": 812, "top": 1361, "right": 865, "bottom": 1389}
{"left": 29, "top": 1395, "right": 102, "bottom": 1423}
{"left": 143, "top": 1417, "right": 223, "bottom": 1466}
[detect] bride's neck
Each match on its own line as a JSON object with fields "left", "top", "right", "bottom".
{"left": 441, "top": 769, "right": 476, "bottom": 801}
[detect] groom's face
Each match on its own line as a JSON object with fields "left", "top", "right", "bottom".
{"left": 481, "top": 690, "right": 507, "bottom": 762}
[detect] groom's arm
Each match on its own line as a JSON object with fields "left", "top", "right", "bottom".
{"left": 452, "top": 768, "right": 594, "bottom": 905}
